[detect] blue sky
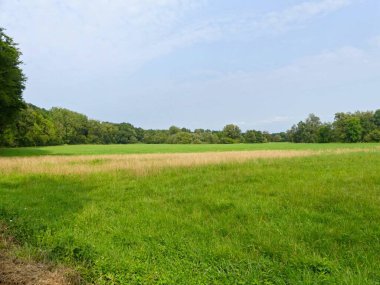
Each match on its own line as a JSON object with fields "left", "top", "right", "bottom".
{"left": 1, "top": 0, "right": 379, "bottom": 131}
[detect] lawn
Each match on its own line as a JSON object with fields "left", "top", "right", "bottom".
{"left": 0, "top": 144, "right": 379, "bottom": 284}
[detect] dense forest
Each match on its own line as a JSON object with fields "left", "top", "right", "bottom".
{"left": 0, "top": 103, "right": 379, "bottom": 147}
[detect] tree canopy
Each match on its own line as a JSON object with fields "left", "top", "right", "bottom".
{"left": 1, "top": 104, "right": 379, "bottom": 147}
{"left": 0, "top": 28, "right": 26, "bottom": 133}
{"left": 288, "top": 110, "right": 380, "bottom": 143}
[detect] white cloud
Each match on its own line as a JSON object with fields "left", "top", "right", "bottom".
{"left": 255, "top": 0, "right": 351, "bottom": 32}
{"left": 0, "top": 0, "right": 205, "bottom": 73}
{"left": 129, "top": 0, "right": 354, "bottom": 70}
{"left": 257, "top": 116, "right": 290, "bottom": 125}
{"left": 0, "top": 0, "right": 353, "bottom": 76}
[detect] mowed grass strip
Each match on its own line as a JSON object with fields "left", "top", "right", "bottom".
{"left": 1, "top": 142, "right": 380, "bottom": 157}
{"left": 0, "top": 151, "right": 379, "bottom": 284}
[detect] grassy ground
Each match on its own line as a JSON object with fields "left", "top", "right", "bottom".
{"left": 0, "top": 144, "right": 379, "bottom": 284}
{"left": 1, "top": 142, "right": 380, "bottom": 157}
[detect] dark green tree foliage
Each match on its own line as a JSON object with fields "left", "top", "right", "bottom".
{"left": 143, "top": 130, "right": 169, "bottom": 144}
{"left": 97, "top": 122, "right": 118, "bottom": 144}
{"left": 318, "top": 123, "right": 334, "bottom": 143}
{"left": 86, "top": 120, "right": 103, "bottom": 144}
{"left": 167, "top": 132, "right": 193, "bottom": 144}
{"left": 221, "top": 124, "right": 242, "bottom": 143}
{"left": 288, "top": 114, "right": 322, "bottom": 143}
{"left": 0, "top": 104, "right": 59, "bottom": 146}
{"left": 116, "top": 123, "right": 137, "bottom": 144}
{"left": 244, "top": 130, "right": 266, "bottom": 143}
{"left": 0, "top": 28, "right": 26, "bottom": 133}
{"left": 168, "top": 126, "right": 181, "bottom": 135}
{"left": 333, "top": 113, "right": 363, "bottom": 143}
{"left": 273, "top": 132, "right": 288, "bottom": 142}
{"left": 365, "top": 129, "right": 380, "bottom": 142}
{"left": 192, "top": 129, "right": 219, "bottom": 143}
{"left": 288, "top": 110, "right": 380, "bottom": 143}
{"left": 50, "top": 108, "right": 89, "bottom": 144}
{"left": 357, "top": 111, "right": 376, "bottom": 139}
{"left": 373, "top": 109, "right": 380, "bottom": 127}
{"left": 15, "top": 105, "right": 58, "bottom": 146}
{"left": 1, "top": 103, "right": 380, "bottom": 147}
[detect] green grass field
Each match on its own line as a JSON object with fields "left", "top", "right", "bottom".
{"left": 1, "top": 144, "right": 380, "bottom": 284}
{"left": 1, "top": 142, "right": 380, "bottom": 156}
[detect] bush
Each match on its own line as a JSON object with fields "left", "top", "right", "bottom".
{"left": 364, "top": 129, "right": 380, "bottom": 142}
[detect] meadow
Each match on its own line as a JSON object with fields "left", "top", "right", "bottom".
{"left": 0, "top": 143, "right": 380, "bottom": 284}
{"left": 1, "top": 142, "right": 380, "bottom": 157}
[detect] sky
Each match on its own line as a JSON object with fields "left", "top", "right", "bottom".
{"left": 1, "top": 0, "right": 379, "bottom": 132}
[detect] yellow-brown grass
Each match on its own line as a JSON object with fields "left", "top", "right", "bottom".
{"left": 0, "top": 224, "right": 80, "bottom": 285}
{"left": 0, "top": 148, "right": 378, "bottom": 176}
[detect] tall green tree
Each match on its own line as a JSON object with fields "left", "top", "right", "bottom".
{"left": 333, "top": 113, "right": 362, "bottom": 143}
{"left": 222, "top": 124, "right": 241, "bottom": 140}
{"left": 355, "top": 111, "right": 376, "bottom": 140}
{"left": 116, "top": 123, "right": 138, "bottom": 144}
{"left": 287, "top": 114, "right": 322, "bottom": 143}
{"left": 0, "top": 28, "right": 26, "bottom": 133}
{"left": 168, "top": 125, "right": 181, "bottom": 135}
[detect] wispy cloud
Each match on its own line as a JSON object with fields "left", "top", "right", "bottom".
{"left": 0, "top": 0, "right": 205, "bottom": 72}
{"left": 257, "top": 116, "right": 290, "bottom": 125}
{"left": 0, "top": 0, "right": 354, "bottom": 75}
{"left": 253, "top": 0, "right": 351, "bottom": 33}
{"left": 128, "top": 0, "right": 354, "bottom": 71}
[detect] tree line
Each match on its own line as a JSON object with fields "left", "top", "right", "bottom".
{"left": 1, "top": 103, "right": 379, "bottom": 147}
{"left": 0, "top": 104, "right": 284, "bottom": 147}
{"left": 287, "top": 111, "right": 380, "bottom": 143}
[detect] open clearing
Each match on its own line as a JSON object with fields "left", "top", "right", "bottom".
{"left": 1, "top": 143, "right": 380, "bottom": 284}
{"left": 1, "top": 142, "right": 379, "bottom": 157}
{"left": 0, "top": 147, "right": 379, "bottom": 175}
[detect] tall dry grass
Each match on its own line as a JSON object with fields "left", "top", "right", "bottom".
{"left": 0, "top": 148, "right": 378, "bottom": 175}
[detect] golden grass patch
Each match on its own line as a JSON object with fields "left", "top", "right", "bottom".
{"left": 0, "top": 148, "right": 378, "bottom": 175}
